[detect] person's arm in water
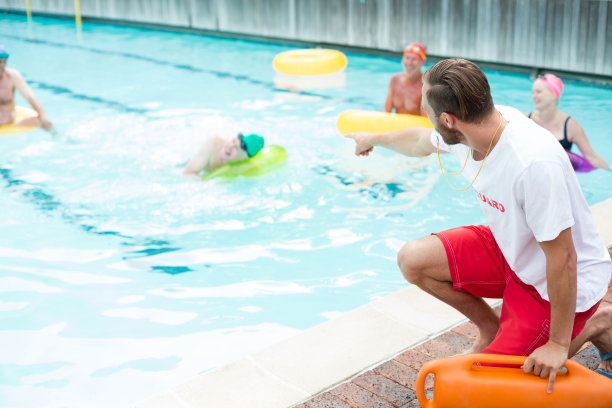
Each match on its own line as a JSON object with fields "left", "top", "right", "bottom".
{"left": 522, "top": 227, "right": 577, "bottom": 394}
{"left": 567, "top": 118, "right": 610, "bottom": 169}
{"left": 183, "top": 139, "right": 213, "bottom": 180}
{"left": 9, "top": 68, "right": 53, "bottom": 130}
{"left": 384, "top": 76, "right": 396, "bottom": 113}
{"left": 344, "top": 127, "right": 437, "bottom": 158}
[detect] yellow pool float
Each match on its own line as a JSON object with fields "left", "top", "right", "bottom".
{"left": 273, "top": 49, "right": 347, "bottom": 76}
{"left": 0, "top": 106, "right": 39, "bottom": 136}
{"left": 337, "top": 110, "right": 433, "bottom": 135}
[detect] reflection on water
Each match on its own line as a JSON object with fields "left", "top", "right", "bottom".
{"left": 274, "top": 72, "right": 346, "bottom": 92}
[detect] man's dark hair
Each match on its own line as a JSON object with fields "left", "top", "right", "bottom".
{"left": 423, "top": 58, "right": 494, "bottom": 123}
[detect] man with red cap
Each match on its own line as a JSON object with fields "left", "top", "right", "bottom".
{"left": 384, "top": 42, "right": 427, "bottom": 117}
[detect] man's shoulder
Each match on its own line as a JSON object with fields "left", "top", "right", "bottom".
{"left": 4, "top": 68, "right": 23, "bottom": 81}
{"left": 498, "top": 105, "right": 525, "bottom": 120}
{"left": 390, "top": 72, "right": 405, "bottom": 82}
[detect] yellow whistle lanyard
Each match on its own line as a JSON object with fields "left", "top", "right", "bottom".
{"left": 437, "top": 111, "right": 503, "bottom": 192}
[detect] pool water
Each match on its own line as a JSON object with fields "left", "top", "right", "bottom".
{"left": 1, "top": 13, "right": 611, "bottom": 408}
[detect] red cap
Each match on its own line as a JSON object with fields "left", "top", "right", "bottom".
{"left": 403, "top": 42, "right": 426, "bottom": 63}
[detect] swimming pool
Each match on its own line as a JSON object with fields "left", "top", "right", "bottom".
{"left": 1, "top": 13, "right": 611, "bottom": 408}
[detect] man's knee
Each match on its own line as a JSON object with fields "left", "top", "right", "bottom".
{"left": 397, "top": 238, "right": 433, "bottom": 284}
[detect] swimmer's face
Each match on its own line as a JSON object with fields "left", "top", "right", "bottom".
{"left": 532, "top": 80, "right": 557, "bottom": 109}
{"left": 0, "top": 59, "right": 7, "bottom": 72}
{"left": 402, "top": 53, "right": 422, "bottom": 74}
{"left": 220, "top": 137, "right": 248, "bottom": 162}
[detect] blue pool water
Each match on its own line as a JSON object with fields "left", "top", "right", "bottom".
{"left": 1, "top": 13, "right": 611, "bottom": 408}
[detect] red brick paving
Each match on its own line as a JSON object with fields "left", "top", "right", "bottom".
{"left": 293, "top": 317, "right": 605, "bottom": 408}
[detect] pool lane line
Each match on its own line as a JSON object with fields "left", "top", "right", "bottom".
{"left": 0, "top": 166, "right": 128, "bottom": 239}
{"left": 2, "top": 33, "right": 379, "bottom": 109}
{"left": 0, "top": 34, "right": 275, "bottom": 86}
{"left": 27, "top": 80, "right": 150, "bottom": 114}
{"left": 0, "top": 166, "right": 187, "bottom": 267}
{"left": 314, "top": 164, "right": 408, "bottom": 200}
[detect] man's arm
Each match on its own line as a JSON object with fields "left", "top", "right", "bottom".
{"left": 384, "top": 77, "right": 395, "bottom": 113}
{"left": 522, "top": 227, "right": 577, "bottom": 393}
{"left": 344, "top": 126, "right": 437, "bottom": 158}
{"left": 183, "top": 140, "right": 213, "bottom": 180}
{"left": 9, "top": 68, "right": 53, "bottom": 129}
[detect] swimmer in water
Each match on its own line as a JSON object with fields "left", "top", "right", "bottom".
{"left": 183, "top": 133, "right": 264, "bottom": 179}
{"left": 526, "top": 73, "right": 609, "bottom": 170}
{"left": 384, "top": 42, "right": 427, "bottom": 117}
{"left": 0, "top": 44, "right": 54, "bottom": 131}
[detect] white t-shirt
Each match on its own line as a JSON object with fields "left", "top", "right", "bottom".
{"left": 430, "top": 105, "right": 611, "bottom": 312}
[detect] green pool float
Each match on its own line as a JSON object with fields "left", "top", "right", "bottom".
{"left": 203, "top": 145, "right": 288, "bottom": 181}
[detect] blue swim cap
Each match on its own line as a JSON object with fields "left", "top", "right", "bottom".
{"left": 238, "top": 133, "right": 265, "bottom": 157}
{"left": 0, "top": 44, "right": 8, "bottom": 59}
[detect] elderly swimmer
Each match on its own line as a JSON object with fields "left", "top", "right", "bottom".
{"left": 526, "top": 73, "right": 609, "bottom": 170}
{"left": 183, "top": 133, "right": 264, "bottom": 179}
{"left": 384, "top": 42, "right": 427, "bottom": 117}
{"left": 0, "top": 44, "right": 54, "bottom": 131}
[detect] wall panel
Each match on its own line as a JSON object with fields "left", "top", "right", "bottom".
{"left": 2, "top": 0, "right": 610, "bottom": 76}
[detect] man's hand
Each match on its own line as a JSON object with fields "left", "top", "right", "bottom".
{"left": 522, "top": 341, "right": 569, "bottom": 394}
{"left": 344, "top": 132, "right": 374, "bottom": 156}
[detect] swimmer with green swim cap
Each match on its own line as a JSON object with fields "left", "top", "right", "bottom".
{"left": 0, "top": 44, "right": 54, "bottom": 131}
{"left": 0, "top": 44, "right": 8, "bottom": 59}
{"left": 183, "top": 132, "right": 265, "bottom": 179}
{"left": 238, "top": 133, "right": 265, "bottom": 158}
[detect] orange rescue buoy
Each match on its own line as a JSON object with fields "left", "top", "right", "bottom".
{"left": 416, "top": 353, "right": 612, "bottom": 408}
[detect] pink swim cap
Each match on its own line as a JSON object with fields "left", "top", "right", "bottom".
{"left": 536, "top": 73, "right": 564, "bottom": 98}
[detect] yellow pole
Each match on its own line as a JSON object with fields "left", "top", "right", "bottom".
{"left": 25, "top": 0, "right": 32, "bottom": 38}
{"left": 74, "top": 0, "right": 82, "bottom": 42}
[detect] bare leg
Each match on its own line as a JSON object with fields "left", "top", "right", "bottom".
{"left": 569, "top": 306, "right": 612, "bottom": 374}
{"left": 397, "top": 235, "right": 500, "bottom": 353}
{"left": 16, "top": 116, "right": 55, "bottom": 133}
{"left": 591, "top": 307, "right": 612, "bottom": 374}
{"left": 570, "top": 275, "right": 612, "bottom": 373}
{"left": 17, "top": 117, "right": 60, "bottom": 139}
{"left": 15, "top": 116, "right": 42, "bottom": 127}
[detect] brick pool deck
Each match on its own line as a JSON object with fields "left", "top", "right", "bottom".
{"left": 293, "top": 317, "right": 608, "bottom": 408}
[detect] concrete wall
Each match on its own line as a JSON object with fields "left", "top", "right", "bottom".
{"left": 2, "top": 0, "right": 611, "bottom": 76}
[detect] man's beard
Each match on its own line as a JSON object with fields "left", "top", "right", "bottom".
{"left": 435, "top": 117, "right": 463, "bottom": 145}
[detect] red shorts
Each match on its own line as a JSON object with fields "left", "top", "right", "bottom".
{"left": 434, "top": 225, "right": 600, "bottom": 356}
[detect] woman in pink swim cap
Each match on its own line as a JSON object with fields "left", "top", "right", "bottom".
{"left": 526, "top": 73, "right": 609, "bottom": 170}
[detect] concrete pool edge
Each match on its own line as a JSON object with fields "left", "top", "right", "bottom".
{"left": 133, "top": 197, "right": 612, "bottom": 408}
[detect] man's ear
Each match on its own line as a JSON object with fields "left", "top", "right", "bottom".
{"left": 442, "top": 112, "right": 456, "bottom": 128}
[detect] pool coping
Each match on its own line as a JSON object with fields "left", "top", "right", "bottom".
{"left": 133, "top": 197, "right": 612, "bottom": 408}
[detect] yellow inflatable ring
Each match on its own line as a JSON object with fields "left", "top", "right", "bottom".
{"left": 337, "top": 110, "right": 433, "bottom": 135}
{"left": 273, "top": 49, "right": 347, "bottom": 76}
{"left": 0, "top": 106, "right": 38, "bottom": 136}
